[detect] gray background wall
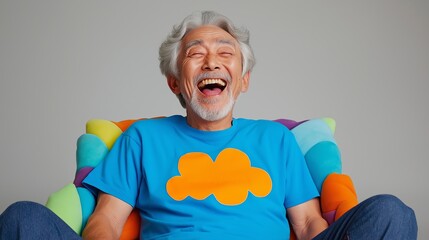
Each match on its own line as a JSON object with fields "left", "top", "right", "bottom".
{"left": 1, "top": 0, "right": 428, "bottom": 238}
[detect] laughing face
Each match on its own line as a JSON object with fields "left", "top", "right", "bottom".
{"left": 168, "top": 25, "right": 250, "bottom": 130}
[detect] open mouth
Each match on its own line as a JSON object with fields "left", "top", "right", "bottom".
{"left": 197, "top": 78, "right": 227, "bottom": 96}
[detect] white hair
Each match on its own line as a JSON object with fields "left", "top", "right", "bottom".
{"left": 159, "top": 11, "right": 255, "bottom": 79}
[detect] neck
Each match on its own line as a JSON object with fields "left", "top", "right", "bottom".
{"left": 186, "top": 111, "right": 233, "bottom": 131}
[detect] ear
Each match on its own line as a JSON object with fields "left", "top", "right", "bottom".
{"left": 240, "top": 71, "right": 251, "bottom": 93}
{"left": 167, "top": 75, "right": 181, "bottom": 94}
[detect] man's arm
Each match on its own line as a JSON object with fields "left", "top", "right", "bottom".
{"left": 287, "top": 198, "right": 328, "bottom": 240}
{"left": 82, "top": 192, "right": 133, "bottom": 240}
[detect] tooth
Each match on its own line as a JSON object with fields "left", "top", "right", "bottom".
{"left": 198, "top": 79, "right": 226, "bottom": 88}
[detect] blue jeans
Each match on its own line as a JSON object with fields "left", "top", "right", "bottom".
{"left": 0, "top": 194, "right": 417, "bottom": 240}
{"left": 0, "top": 201, "right": 81, "bottom": 240}
{"left": 313, "top": 194, "right": 417, "bottom": 240}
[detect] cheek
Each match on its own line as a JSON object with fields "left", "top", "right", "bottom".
{"left": 179, "top": 61, "right": 200, "bottom": 95}
{"left": 224, "top": 56, "right": 243, "bottom": 75}
{"left": 181, "top": 59, "right": 202, "bottom": 78}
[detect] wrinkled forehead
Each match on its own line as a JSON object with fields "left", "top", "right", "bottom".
{"left": 184, "top": 38, "right": 236, "bottom": 52}
{"left": 181, "top": 25, "right": 239, "bottom": 50}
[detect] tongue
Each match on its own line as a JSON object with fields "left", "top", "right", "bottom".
{"left": 202, "top": 88, "right": 222, "bottom": 96}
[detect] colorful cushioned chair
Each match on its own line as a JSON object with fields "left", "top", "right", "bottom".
{"left": 45, "top": 117, "right": 358, "bottom": 239}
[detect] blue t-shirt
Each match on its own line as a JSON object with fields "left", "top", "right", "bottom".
{"left": 83, "top": 115, "right": 319, "bottom": 239}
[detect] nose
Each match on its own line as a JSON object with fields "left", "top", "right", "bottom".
{"left": 202, "top": 54, "right": 220, "bottom": 71}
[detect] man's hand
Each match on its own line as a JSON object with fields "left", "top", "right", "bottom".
{"left": 82, "top": 192, "right": 133, "bottom": 240}
{"left": 287, "top": 198, "right": 328, "bottom": 240}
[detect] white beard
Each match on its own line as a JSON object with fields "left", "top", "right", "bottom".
{"left": 187, "top": 89, "right": 235, "bottom": 121}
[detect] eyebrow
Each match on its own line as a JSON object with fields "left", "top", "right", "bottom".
{"left": 184, "top": 39, "right": 236, "bottom": 52}
{"left": 184, "top": 39, "right": 203, "bottom": 51}
{"left": 217, "top": 39, "right": 235, "bottom": 47}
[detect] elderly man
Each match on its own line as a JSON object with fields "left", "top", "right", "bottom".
{"left": 0, "top": 11, "right": 417, "bottom": 240}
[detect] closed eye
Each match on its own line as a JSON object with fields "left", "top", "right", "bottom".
{"left": 219, "top": 52, "right": 233, "bottom": 57}
{"left": 189, "top": 52, "right": 204, "bottom": 58}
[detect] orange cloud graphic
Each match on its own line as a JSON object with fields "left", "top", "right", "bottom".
{"left": 166, "top": 148, "right": 272, "bottom": 206}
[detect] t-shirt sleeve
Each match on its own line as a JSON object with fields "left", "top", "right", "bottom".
{"left": 83, "top": 131, "right": 143, "bottom": 207}
{"left": 283, "top": 131, "right": 319, "bottom": 208}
